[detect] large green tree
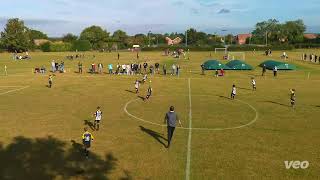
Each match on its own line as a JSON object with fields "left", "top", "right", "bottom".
{"left": 251, "top": 19, "right": 306, "bottom": 44}
{"left": 79, "top": 26, "right": 109, "bottom": 50}
{"left": 29, "top": 29, "right": 48, "bottom": 40}
{"left": 62, "top": 33, "right": 78, "bottom": 43}
{"left": 0, "top": 18, "right": 32, "bottom": 52}
{"left": 112, "top": 30, "right": 128, "bottom": 48}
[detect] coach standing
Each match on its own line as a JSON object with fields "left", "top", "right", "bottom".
{"left": 164, "top": 106, "right": 182, "bottom": 148}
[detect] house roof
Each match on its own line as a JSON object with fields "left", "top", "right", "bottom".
{"left": 304, "top": 33, "right": 318, "bottom": 39}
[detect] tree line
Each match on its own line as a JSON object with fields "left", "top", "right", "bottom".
{"left": 0, "top": 18, "right": 319, "bottom": 52}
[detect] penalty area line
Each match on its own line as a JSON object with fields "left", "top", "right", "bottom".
{"left": 0, "top": 86, "right": 30, "bottom": 96}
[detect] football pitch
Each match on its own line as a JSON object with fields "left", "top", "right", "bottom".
{"left": 0, "top": 50, "right": 320, "bottom": 179}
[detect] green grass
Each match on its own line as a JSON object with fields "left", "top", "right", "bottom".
{"left": 0, "top": 50, "right": 320, "bottom": 179}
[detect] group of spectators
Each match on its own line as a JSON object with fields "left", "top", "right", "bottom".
{"left": 51, "top": 60, "right": 65, "bottom": 73}
{"left": 12, "top": 51, "right": 31, "bottom": 60}
{"left": 302, "top": 53, "right": 320, "bottom": 63}
{"left": 265, "top": 49, "right": 272, "bottom": 56}
{"left": 77, "top": 61, "right": 181, "bottom": 76}
{"left": 66, "top": 54, "right": 85, "bottom": 60}
{"left": 112, "top": 62, "right": 181, "bottom": 76}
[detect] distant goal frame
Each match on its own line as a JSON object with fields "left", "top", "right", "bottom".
{"left": 228, "top": 52, "right": 246, "bottom": 61}
{"left": 214, "top": 48, "right": 228, "bottom": 54}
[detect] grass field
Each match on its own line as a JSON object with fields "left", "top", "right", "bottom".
{"left": 0, "top": 50, "right": 320, "bottom": 179}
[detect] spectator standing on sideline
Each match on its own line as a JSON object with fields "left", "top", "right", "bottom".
{"left": 51, "top": 60, "right": 56, "bottom": 72}
{"left": 163, "top": 64, "right": 167, "bottom": 75}
{"left": 78, "top": 61, "right": 83, "bottom": 74}
{"left": 98, "top": 63, "right": 103, "bottom": 74}
{"left": 164, "top": 106, "right": 182, "bottom": 148}
{"left": 108, "top": 64, "right": 113, "bottom": 74}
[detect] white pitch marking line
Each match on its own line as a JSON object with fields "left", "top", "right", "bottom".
{"left": 0, "top": 86, "right": 30, "bottom": 95}
{"left": 185, "top": 78, "right": 192, "bottom": 180}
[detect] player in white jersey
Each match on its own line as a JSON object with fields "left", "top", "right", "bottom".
{"left": 93, "top": 106, "right": 102, "bottom": 130}
{"left": 251, "top": 78, "right": 256, "bottom": 91}
{"left": 142, "top": 74, "right": 147, "bottom": 83}
{"left": 231, "top": 84, "right": 236, "bottom": 100}
{"left": 135, "top": 80, "right": 140, "bottom": 93}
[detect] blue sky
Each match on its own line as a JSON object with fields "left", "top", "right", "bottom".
{"left": 0, "top": 0, "right": 319, "bottom": 36}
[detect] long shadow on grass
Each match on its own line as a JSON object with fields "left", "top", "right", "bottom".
{"left": 263, "top": 100, "right": 290, "bottom": 107}
{"left": 139, "top": 126, "right": 167, "bottom": 148}
{"left": 217, "top": 95, "right": 230, "bottom": 100}
{"left": 125, "top": 90, "right": 136, "bottom": 94}
{"left": 137, "top": 96, "right": 145, "bottom": 101}
{"left": 0, "top": 136, "right": 117, "bottom": 180}
{"left": 237, "top": 87, "right": 252, "bottom": 91}
{"left": 84, "top": 120, "right": 95, "bottom": 131}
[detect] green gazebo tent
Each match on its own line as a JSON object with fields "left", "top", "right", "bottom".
{"left": 226, "top": 60, "right": 253, "bottom": 70}
{"left": 259, "top": 60, "right": 296, "bottom": 70}
{"left": 203, "top": 60, "right": 230, "bottom": 70}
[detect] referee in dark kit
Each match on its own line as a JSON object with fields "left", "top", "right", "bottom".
{"left": 164, "top": 106, "right": 182, "bottom": 148}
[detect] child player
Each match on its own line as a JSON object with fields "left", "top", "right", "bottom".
{"left": 48, "top": 74, "right": 53, "bottom": 88}
{"left": 231, "top": 84, "right": 236, "bottom": 100}
{"left": 82, "top": 127, "right": 94, "bottom": 158}
{"left": 290, "top": 89, "right": 296, "bottom": 108}
{"left": 142, "top": 74, "right": 148, "bottom": 84}
{"left": 135, "top": 79, "right": 140, "bottom": 94}
{"left": 251, "top": 77, "right": 256, "bottom": 91}
{"left": 145, "top": 81, "right": 153, "bottom": 101}
{"left": 93, "top": 106, "right": 102, "bottom": 130}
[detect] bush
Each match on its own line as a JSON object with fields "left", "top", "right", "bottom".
{"left": 142, "top": 45, "right": 225, "bottom": 51}
{"left": 72, "top": 40, "right": 91, "bottom": 51}
{"left": 40, "top": 42, "right": 72, "bottom": 52}
{"left": 227, "top": 44, "right": 294, "bottom": 51}
{"left": 294, "top": 43, "right": 320, "bottom": 49}
{"left": 50, "top": 42, "right": 72, "bottom": 52}
{"left": 40, "top": 42, "right": 51, "bottom": 52}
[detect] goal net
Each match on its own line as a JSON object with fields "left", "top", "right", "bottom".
{"left": 228, "top": 52, "right": 245, "bottom": 60}
{"left": 214, "top": 48, "right": 227, "bottom": 54}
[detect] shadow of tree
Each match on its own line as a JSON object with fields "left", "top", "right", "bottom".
{"left": 119, "top": 170, "right": 133, "bottom": 180}
{"left": 0, "top": 136, "right": 117, "bottom": 180}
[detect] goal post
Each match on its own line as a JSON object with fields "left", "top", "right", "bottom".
{"left": 214, "top": 48, "right": 227, "bottom": 54}
{"left": 227, "top": 52, "right": 245, "bottom": 60}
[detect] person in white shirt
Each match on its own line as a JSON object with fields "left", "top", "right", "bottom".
{"left": 273, "top": 66, "right": 278, "bottom": 77}
{"left": 51, "top": 60, "right": 56, "bottom": 72}
{"left": 134, "top": 80, "right": 140, "bottom": 93}
{"left": 231, "top": 84, "right": 236, "bottom": 100}
{"left": 93, "top": 106, "right": 103, "bottom": 131}
{"left": 251, "top": 78, "right": 256, "bottom": 91}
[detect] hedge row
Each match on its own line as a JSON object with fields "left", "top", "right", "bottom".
{"left": 142, "top": 44, "right": 295, "bottom": 52}
{"left": 142, "top": 45, "right": 225, "bottom": 51}
{"left": 40, "top": 40, "right": 91, "bottom": 52}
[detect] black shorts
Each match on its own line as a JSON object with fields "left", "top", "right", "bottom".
{"left": 95, "top": 120, "right": 100, "bottom": 123}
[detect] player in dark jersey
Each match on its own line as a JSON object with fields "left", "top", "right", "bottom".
{"left": 82, "top": 127, "right": 94, "bottom": 158}
{"left": 145, "top": 84, "right": 153, "bottom": 101}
